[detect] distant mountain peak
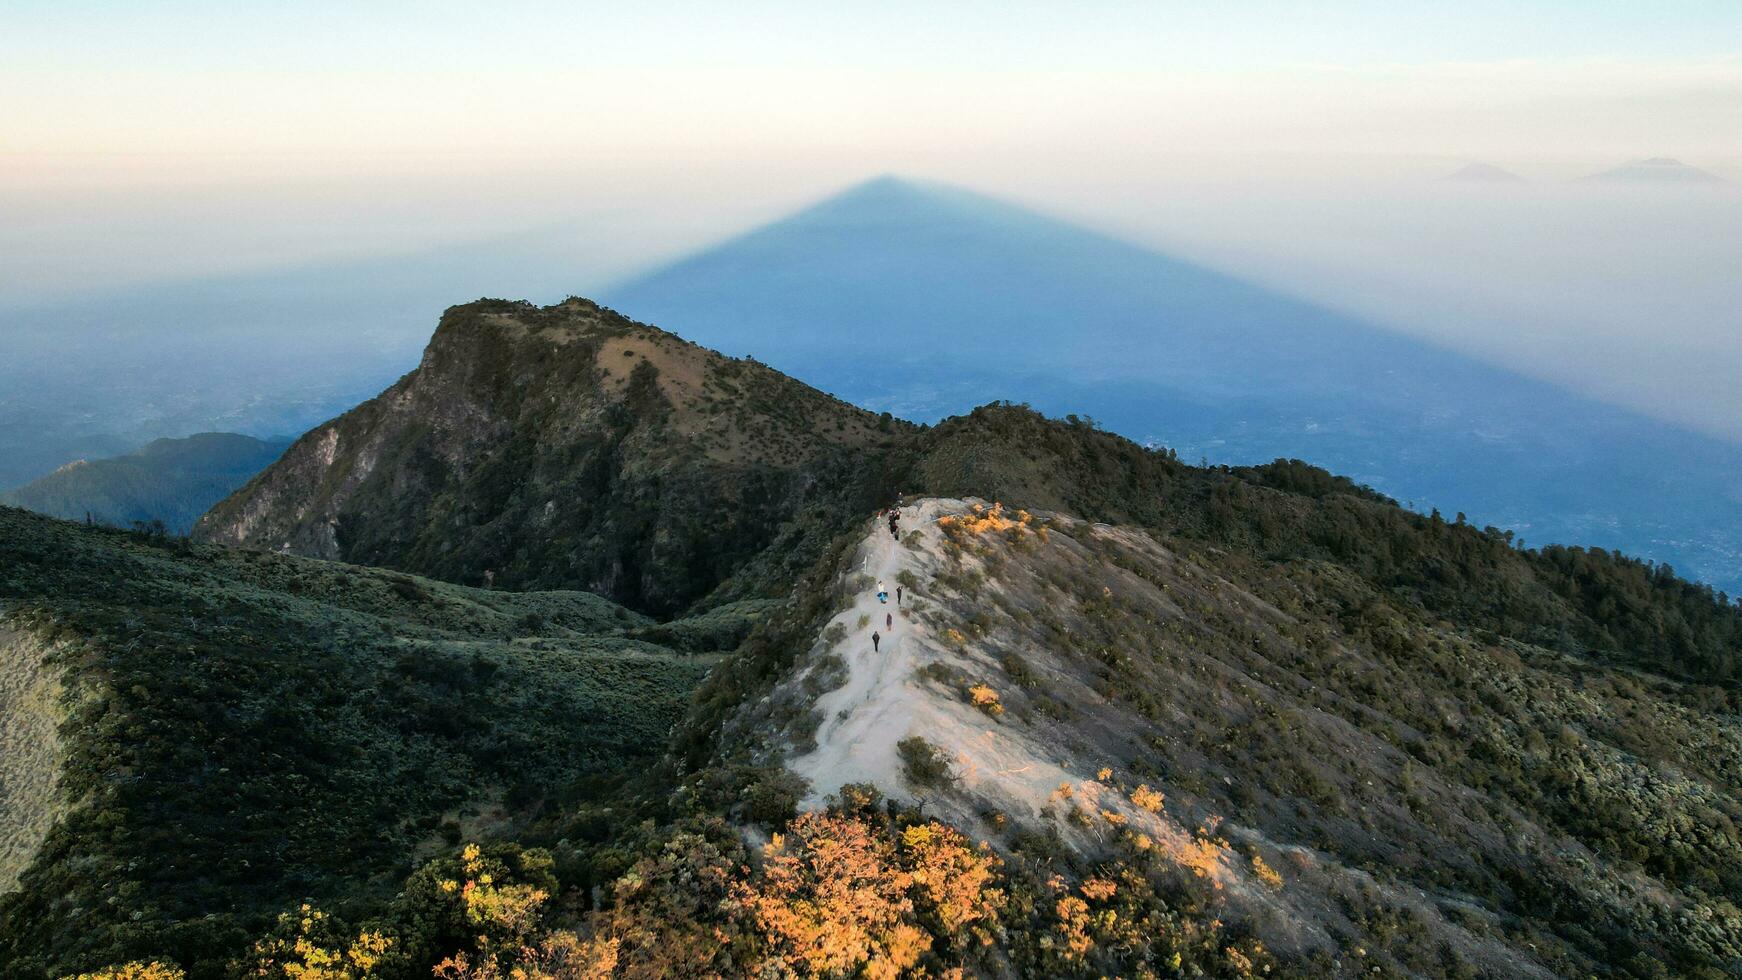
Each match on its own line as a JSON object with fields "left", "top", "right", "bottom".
{"left": 1441, "top": 162, "right": 1525, "bottom": 182}
{"left": 1584, "top": 157, "right": 1725, "bottom": 183}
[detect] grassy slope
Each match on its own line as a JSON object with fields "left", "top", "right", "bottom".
{"left": 0, "top": 505, "right": 718, "bottom": 979}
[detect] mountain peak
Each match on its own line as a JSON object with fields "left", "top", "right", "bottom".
{"left": 195, "top": 296, "right": 907, "bottom": 614}
{"left": 1584, "top": 157, "right": 1725, "bottom": 183}
{"left": 1441, "top": 161, "right": 1525, "bottom": 182}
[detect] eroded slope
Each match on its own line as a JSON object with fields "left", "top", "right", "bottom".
{"left": 749, "top": 497, "right": 1742, "bottom": 977}
{"left": 0, "top": 626, "right": 66, "bottom": 895}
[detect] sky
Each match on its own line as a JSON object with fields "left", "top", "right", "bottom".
{"left": 2, "top": 1, "right": 1740, "bottom": 436}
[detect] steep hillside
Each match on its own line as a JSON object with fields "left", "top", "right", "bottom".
{"left": 726, "top": 497, "right": 1742, "bottom": 976}
{"left": 0, "top": 505, "right": 720, "bottom": 979}
{"left": 1, "top": 432, "right": 290, "bottom": 533}
{"left": 195, "top": 297, "right": 909, "bottom": 616}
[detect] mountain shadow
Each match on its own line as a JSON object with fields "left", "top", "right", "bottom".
{"left": 600, "top": 176, "right": 1742, "bottom": 594}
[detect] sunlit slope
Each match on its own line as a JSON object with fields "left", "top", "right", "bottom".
{"left": 602, "top": 177, "right": 1742, "bottom": 594}
{"left": 733, "top": 496, "right": 1742, "bottom": 976}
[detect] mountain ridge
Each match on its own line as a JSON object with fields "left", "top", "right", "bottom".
{"left": 9, "top": 302, "right": 1742, "bottom": 977}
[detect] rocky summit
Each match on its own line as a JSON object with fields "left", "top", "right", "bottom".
{"left": 194, "top": 297, "right": 909, "bottom": 616}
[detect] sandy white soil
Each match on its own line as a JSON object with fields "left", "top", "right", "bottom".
{"left": 787, "top": 499, "right": 1230, "bottom": 875}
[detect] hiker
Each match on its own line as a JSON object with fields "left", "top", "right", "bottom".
{"left": 897, "top": 585, "right": 903, "bottom": 605}
{"left": 872, "top": 630, "right": 881, "bottom": 652}
{"left": 885, "top": 612, "right": 893, "bottom": 629}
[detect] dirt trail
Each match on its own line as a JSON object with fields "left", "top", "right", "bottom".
{"left": 791, "top": 501, "right": 933, "bottom": 801}
{"left": 789, "top": 499, "right": 1172, "bottom": 841}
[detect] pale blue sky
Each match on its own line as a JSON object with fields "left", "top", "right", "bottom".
{"left": 5, "top": 2, "right": 1739, "bottom": 170}
{"left": 2, "top": 3, "right": 1739, "bottom": 438}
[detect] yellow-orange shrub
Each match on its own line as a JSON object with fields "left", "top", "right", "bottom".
{"left": 738, "top": 812, "right": 928, "bottom": 978}
{"left": 65, "top": 964, "right": 186, "bottom": 980}
{"left": 1130, "top": 784, "right": 1165, "bottom": 813}
{"left": 968, "top": 684, "right": 1004, "bottom": 716}
{"left": 243, "top": 904, "right": 393, "bottom": 979}
{"left": 902, "top": 823, "right": 1005, "bottom": 950}
{"left": 1251, "top": 854, "right": 1283, "bottom": 890}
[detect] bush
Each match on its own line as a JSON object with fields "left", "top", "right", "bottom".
{"left": 897, "top": 736, "right": 953, "bottom": 788}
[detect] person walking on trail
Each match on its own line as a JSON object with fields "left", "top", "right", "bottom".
{"left": 872, "top": 630, "right": 881, "bottom": 653}
{"left": 876, "top": 579, "right": 888, "bottom": 604}
{"left": 896, "top": 585, "right": 903, "bottom": 605}
{"left": 885, "top": 612, "right": 893, "bottom": 629}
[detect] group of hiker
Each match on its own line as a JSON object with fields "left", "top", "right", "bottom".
{"left": 873, "top": 576, "right": 902, "bottom": 652}
{"left": 871, "top": 499, "right": 906, "bottom": 654}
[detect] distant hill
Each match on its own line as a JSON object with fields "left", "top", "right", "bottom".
{"left": 1, "top": 432, "right": 291, "bottom": 533}
{"left": 1583, "top": 157, "right": 1726, "bottom": 183}
{"left": 600, "top": 176, "right": 1742, "bottom": 595}
{"left": 0, "top": 225, "right": 605, "bottom": 489}
{"left": 1441, "top": 161, "right": 1525, "bottom": 182}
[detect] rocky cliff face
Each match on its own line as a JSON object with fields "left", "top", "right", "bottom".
{"left": 195, "top": 298, "right": 908, "bottom": 615}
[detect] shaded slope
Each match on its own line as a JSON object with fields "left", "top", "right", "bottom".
{"left": 0, "top": 505, "right": 717, "bottom": 979}
{"left": 600, "top": 177, "right": 1742, "bottom": 594}
{"left": 195, "top": 297, "right": 912, "bottom": 616}
{"left": 2, "top": 432, "right": 290, "bottom": 533}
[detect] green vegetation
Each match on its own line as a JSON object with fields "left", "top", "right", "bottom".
{"left": 0, "top": 506, "right": 715, "bottom": 979}
{"left": 912, "top": 403, "right": 1742, "bottom": 686}
{"left": 897, "top": 736, "right": 953, "bottom": 788}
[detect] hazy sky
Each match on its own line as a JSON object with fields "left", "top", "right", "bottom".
{"left": 3, "top": 2, "right": 1740, "bottom": 436}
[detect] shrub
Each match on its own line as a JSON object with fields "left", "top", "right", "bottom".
{"left": 897, "top": 736, "right": 953, "bottom": 788}
{"left": 1131, "top": 785, "right": 1165, "bottom": 813}
{"left": 63, "top": 965, "right": 185, "bottom": 980}
{"left": 1251, "top": 853, "right": 1284, "bottom": 890}
{"left": 969, "top": 684, "right": 1005, "bottom": 717}
{"left": 241, "top": 903, "right": 393, "bottom": 979}
{"left": 737, "top": 812, "right": 927, "bottom": 976}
